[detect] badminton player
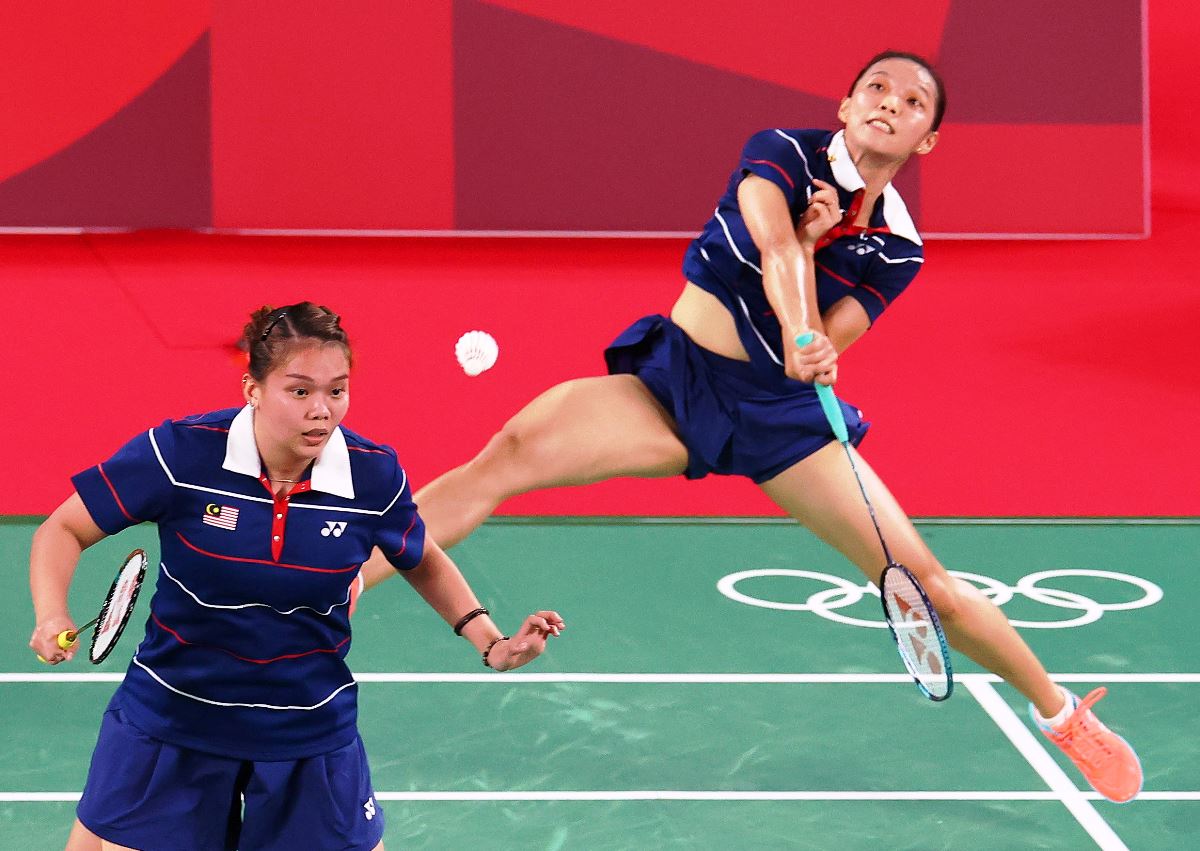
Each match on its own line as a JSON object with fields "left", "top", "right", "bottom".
{"left": 30, "top": 302, "right": 564, "bottom": 851}
{"left": 361, "top": 52, "right": 1142, "bottom": 803}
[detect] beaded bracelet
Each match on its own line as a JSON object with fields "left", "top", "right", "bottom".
{"left": 453, "top": 607, "right": 489, "bottom": 636}
{"left": 482, "top": 636, "right": 509, "bottom": 668}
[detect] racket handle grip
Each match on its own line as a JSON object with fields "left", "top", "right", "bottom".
{"left": 35, "top": 630, "right": 78, "bottom": 664}
{"left": 56, "top": 630, "right": 78, "bottom": 650}
{"left": 795, "top": 333, "right": 850, "bottom": 444}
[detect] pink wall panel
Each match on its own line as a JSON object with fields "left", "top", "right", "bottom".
{"left": 210, "top": 2, "right": 454, "bottom": 229}
{"left": 477, "top": 0, "right": 949, "bottom": 97}
{"left": 0, "top": 1, "right": 1148, "bottom": 234}
{"left": 0, "top": 2, "right": 210, "bottom": 184}
{"left": 920, "top": 125, "right": 1145, "bottom": 235}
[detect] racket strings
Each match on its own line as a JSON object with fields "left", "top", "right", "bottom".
{"left": 882, "top": 569, "right": 951, "bottom": 697}
{"left": 90, "top": 550, "right": 149, "bottom": 663}
{"left": 97, "top": 576, "right": 137, "bottom": 636}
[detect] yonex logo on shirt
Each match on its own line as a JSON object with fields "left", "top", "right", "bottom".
{"left": 321, "top": 521, "right": 348, "bottom": 538}
{"left": 363, "top": 796, "right": 376, "bottom": 820}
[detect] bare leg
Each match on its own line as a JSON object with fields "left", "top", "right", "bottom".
{"left": 362, "top": 375, "right": 688, "bottom": 587}
{"left": 760, "top": 442, "right": 1064, "bottom": 717}
{"left": 65, "top": 819, "right": 101, "bottom": 851}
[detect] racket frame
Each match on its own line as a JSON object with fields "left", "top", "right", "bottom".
{"left": 88, "top": 549, "right": 149, "bottom": 664}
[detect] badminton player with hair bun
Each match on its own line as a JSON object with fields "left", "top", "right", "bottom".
{"left": 30, "top": 302, "right": 564, "bottom": 851}
{"left": 363, "top": 52, "right": 1142, "bottom": 802}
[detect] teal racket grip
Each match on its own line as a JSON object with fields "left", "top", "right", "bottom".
{"left": 794, "top": 332, "right": 849, "bottom": 444}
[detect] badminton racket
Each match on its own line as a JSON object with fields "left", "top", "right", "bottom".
{"left": 795, "top": 332, "right": 953, "bottom": 700}
{"left": 38, "top": 548, "right": 149, "bottom": 665}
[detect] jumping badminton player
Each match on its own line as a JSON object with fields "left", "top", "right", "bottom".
{"left": 361, "top": 52, "right": 1143, "bottom": 803}
{"left": 29, "top": 302, "right": 565, "bottom": 851}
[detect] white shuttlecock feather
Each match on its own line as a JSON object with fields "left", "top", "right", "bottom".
{"left": 455, "top": 330, "right": 499, "bottom": 377}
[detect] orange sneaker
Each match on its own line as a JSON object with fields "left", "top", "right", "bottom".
{"left": 1031, "top": 687, "right": 1143, "bottom": 803}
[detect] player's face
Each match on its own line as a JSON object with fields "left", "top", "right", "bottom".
{"left": 838, "top": 58, "right": 939, "bottom": 162}
{"left": 246, "top": 342, "right": 350, "bottom": 465}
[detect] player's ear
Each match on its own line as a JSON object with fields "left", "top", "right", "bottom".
{"left": 914, "top": 130, "right": 939, "bottom": 156}
{"left": 242, "top": 373, "right": 259, "bottom": 407}
{"left": 837, "top": 97, "right": 851, "bottom": 124}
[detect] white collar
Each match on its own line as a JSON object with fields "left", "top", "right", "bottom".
{"left": 223, "top": 405, "right": 355, "bottom": 499}
{"left": 826, "top": 130, "right": 922, "bottom": 246}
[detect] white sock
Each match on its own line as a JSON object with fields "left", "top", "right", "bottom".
{"left": 1035, "top": 685, "right": 1078, "bottom": 729}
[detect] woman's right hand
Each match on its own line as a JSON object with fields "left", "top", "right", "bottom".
{"left": 30, "top": 615, "right": 78, "bottom": 665}
{"left": 786, "top": 329, "right": 838, "bottom": 385}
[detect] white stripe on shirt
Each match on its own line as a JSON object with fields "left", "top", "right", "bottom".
{"left": 714, "top": 209, "right": 763, "bottom": 275}
{"left": 132, "top": 657, "right": 357, "bottom": 711}
{"left": 161, "top": 561, "right": 354, "bottom": 616}
{"left": 772, "top": 129, "right": 815, "bottom": 201}
{"left": 736, "top": 296, "right": 785, "bottom": 366}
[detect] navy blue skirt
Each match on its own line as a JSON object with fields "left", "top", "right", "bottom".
{"left": 604, "top": 315, "right": 868, "bottom": 483}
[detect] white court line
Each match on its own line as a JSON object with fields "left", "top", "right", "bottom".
{"left": 963, "top": 677, "right": 1129, "bottom": 851}
{"left": 4, "top": 672, "right": 1194, "bottom": 817}
{"left": 3, "top": 791, "right": 1197, "bottom": 803}
{"left": 4, "top": 672, "right": 1200, "bottom": 684}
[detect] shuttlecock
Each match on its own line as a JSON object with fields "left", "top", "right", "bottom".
{"left": 455, "top": 330, "right": 499, "bottom": 376}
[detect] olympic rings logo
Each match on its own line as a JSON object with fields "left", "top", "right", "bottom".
{"left": 715, "top": 568, "right": 1163, "bottom": 629}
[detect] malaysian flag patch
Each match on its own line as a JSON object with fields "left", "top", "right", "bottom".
{"left": 203, "top": 503, "right": 240, "bottom": 531}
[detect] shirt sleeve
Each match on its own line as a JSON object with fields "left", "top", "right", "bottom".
{"left": 374, "top": 462, "right": 426, "bottom": 571}
{"left": 738, "top": 129, "right": 814, "bottom": 208}
{"left": 70, "top": 420, "right": 176, "bottom": 535}
{"left": 845, "top": 252, "right": 924, "bottom": 325}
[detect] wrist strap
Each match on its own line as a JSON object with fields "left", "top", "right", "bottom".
{"left": 453, "top": 607, "right": 489, "bottom": 636}
{"left": 482, "top": 636, "right": 508, "bottom": 668}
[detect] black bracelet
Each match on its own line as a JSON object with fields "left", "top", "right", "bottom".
{"left": 482, "top": 636, "right": 509, "bottom": 668}
{"left": 453, "top": 607, "right": 489, "bottom": 636}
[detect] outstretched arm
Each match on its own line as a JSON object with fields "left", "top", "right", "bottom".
{"left": 29, "top": 493, "right": 107, "bottom": 663}
{"left": 738, "top": 175, "right": 841, "bottom": 384}
{"left": 401, "top": 538, "right": 563, "bottom": 671}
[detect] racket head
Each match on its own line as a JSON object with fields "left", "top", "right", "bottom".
{"left": 879, "top": 563, "right": 954, "bottom": 701}
{"left": 89, "top": 549, "right": 149, "bottom": 664}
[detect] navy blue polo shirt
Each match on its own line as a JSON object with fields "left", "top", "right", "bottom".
{"left": 683, "top": 128, "right": 925, "bottom": 372}
{"left": 71, "top": 405, "right": 425, "bottom": 760}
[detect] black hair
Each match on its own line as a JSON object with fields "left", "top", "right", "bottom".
{"left": 242, "top": 302, "right": 352, "bottom": 380}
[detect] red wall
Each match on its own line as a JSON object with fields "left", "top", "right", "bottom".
{"left": 3, "top": 1, "right": 1195, "bottom": 517}
{"left": 6, "top": 218, "right": 1196, "bottom": 518}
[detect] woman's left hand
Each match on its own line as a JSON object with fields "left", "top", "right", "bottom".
{"left": 485, "top": 611, "right": 565, "bottom": 671}
{"left": 797, "top": 179, "right": 842, "bottom": 249}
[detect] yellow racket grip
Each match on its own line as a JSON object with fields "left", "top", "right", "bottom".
{"left": 36, "top": 630, "right": 79, "bottom": 663}
{"left": 57, "top": 630, "right": 79, "bottom": 650}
